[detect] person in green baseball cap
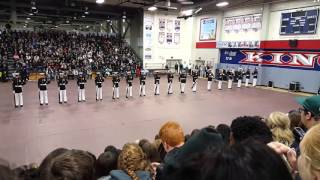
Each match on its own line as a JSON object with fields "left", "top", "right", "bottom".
{"left": 296, "top": 95, "right": 320, "bottom": 130}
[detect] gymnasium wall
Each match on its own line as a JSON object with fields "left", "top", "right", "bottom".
{"left": 191, "top": 13, "right": 222, "bottom": 66}
{"left": 196, "top": 0, "right": 320, "bottom": 93}
{"left": 143, "top": 12, "right": 193, "bottom": 69}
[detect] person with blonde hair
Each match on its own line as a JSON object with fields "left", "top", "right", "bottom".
{"left": 108, "top": 143, "right": 153, "bottom": 180}
{"left": 266, "top": 112, "right": 294, "bottom": 146}
{"left": 298, "top": 124, "right": 320, "bottom": 180}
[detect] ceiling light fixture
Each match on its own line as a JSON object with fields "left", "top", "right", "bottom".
{"left": 31, "top": 0, "right": 37, "bottom": 10}
{"left": 194, "top": 7, "right": 202, "bottom": 14}
{"left": 216, "top": 1, "right": 229, "bottom": 7}
{"left": 26, "top": 17, "right": 31, "bottom": 20}
{"left": 96, "top": 0, "right": 105, "bottom": 4}
{"left": 148, "top": 6, "right": 157, "bottom": 11}
{"left": 82, "top": 14, "right": 86, "bottom": 18}
{"left": 180, "top": 1, "right": 194, "bottom": 5}
{"left": 182, "top": 9, "right": 193, "bottom": 16}
{"left": 29, "top": 13, "right": 33, "bottom": 16}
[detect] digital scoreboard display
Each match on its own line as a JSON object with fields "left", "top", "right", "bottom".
{"left": 280, "top": 9, "right": 319, "bottom": 35}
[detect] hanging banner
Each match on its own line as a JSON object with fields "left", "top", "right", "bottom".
{"left": 224, "top": 14, "right": 262, "bottom": 33}
{"left": 143, "top": 15, "right": 154, "bottom": 61}
{"left": 199, "top": 17, "right": 217, "bottom": 41}
{"left": 167, "top": 19, "right": 173, "bottom": 32}
{"left": 166, "top": 33, "right": 173, "bottom": 45}
{"left": 175, "top": 20, "right": 181, "bottom": 32}
{"left": 220, "top": 49, "right": 320, "bottom": 70}
{"left": 174, "top": 33, "right": 180, "bottom": 45}
{"left": 159, "top": 32, "right": 165, "bottom": 44}
{"left": 159, "top": 18, "right": 165, "bottom": 31}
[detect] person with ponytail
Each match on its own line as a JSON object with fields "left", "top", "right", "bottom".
{"left": 108, "top": 143, "right": 153, "bottom": 180}
{"left": 266, "top": 112, "right": 294, "bottom": 147}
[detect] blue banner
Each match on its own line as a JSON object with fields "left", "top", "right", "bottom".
{"left": 220, "top": 49, "right": 320, "bottom": 71}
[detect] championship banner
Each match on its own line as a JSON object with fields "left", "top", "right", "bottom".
{"left": 143, "top": 15, "right": 154, "bottom": 61}
{"left": 199, "top": 17, "right": 217, "bottom": 41}
{"left": 220, "top": 49, "right": 320, "bottom": 70}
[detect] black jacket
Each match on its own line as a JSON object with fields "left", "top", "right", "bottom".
{"left": 38, "top": 78, "right": 48, "bottom": 91}
{"left": 58, "top": 78, "right": 68, "bottom": 90}
{"left": 12, "top": 78, "right": 24, "bottom": 93}
{"left": 95, "top": 76, "right": 104, "bottom": 88}
{"left": 77, "top": 77, "right": 87, "bottom": 89}
{"left": 140, "top": 75, "right": 146, "bottom": 85}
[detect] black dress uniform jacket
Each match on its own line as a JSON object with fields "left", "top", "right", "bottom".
{"left": 38, "top": 78, "right": 48, "bottom": 91}
{"left": 140, "top": 75, "right": 146, "bottom": 85}
{"left": 208, "top": 72, "right": 214, "bottom": 81}
{"left": 126, "top": 75, "right": 133, "bottom": 86}
{"left": 112, "top": 76, "right": 120, "bottom": 87}
{"left": 12, "top": 78, "right": 24, "bottom": 93}
{"left": 58, "top": 78, "right": 68, "bottom": 90}
{"left": 154, "top": 74, "right": 160, "bottom": 84}
{"left": 192, "top": 73, "right": 198, "bottom": 82}
{"left": 77, "top": 77, "right": 87, "bottom": 89}
{"left": 95, "top": 76, "right": 104, "bottom": 88}
{"left": 179, "top": 74, "right": 186, "bottom": 83}
{"left": 167, "top": 74, "right": 173, "bottom": 83}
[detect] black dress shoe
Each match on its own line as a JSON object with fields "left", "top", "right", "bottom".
{"left": 15, "top": 106, "right": 18, "bottom": 108}
{"left": 59, "top": 102, "right": 62, "bottom": 104}
{"left": 20, "top": 105, "right": 23, "bottom": 107}
{"left": 40, "top": 104, "right": 43, "bottom": 106}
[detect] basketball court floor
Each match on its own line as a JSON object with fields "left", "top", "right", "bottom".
{"left": 0, "top": 76, "right": 301, "bottom": 166}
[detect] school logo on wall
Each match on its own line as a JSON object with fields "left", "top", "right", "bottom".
{"left": 220, "top": 49, "right": 320, "bottom": 70}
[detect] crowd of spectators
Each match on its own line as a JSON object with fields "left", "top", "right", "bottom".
{"left": 0, "top": 96, "right": 320, "bottom": 180}
{"left": 0, "top": 30, "right": 142, "bottom": 82}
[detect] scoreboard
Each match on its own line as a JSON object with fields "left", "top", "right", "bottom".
{"left": 280, "top": 9, "right": 319, "bottom": 35}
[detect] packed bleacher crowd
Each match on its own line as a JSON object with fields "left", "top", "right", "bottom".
{"left": 0, "top": 30, "right": 142, "bottom": 81}
{"left": 1, "top": 95, "right": 320, "bottom": 180}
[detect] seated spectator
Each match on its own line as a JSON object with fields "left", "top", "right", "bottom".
{"left": 216, "top": 124, "right": 231, "bottom": 145}
{"left": 158, "top": 121, "right": 185, "bottom": 163}
{"left": 298, "top": 124, "right": 320, "bottom": 180}
{"left": 43, "top": 149, "right": 95, "bottom": 180}
{"left": 288, "top": 109, "right": 304, "bottom": 130}
{"left": 139, "top": 140, "right": 161, "bottom": 163}
{"left": 39, "top": 148, "right": 69, "bottom": 180}
{"left": 104, "top": 145, "right": 121, "bottom": 155}
{"left": 14, "top": 163, "right": 38, "bottom": 180}
{"left": 266, "top": 112, "right": 294, "bottom": 146}
{"left": 230, "top": 116, "right": 273, "bottom": 144}
{"left": 159, "top": 126, "right": 223, "bottom": 180}
{"left": 201, "top": 140, "right": 293, "bottom": 180}
{"left": 108, "top": 143, "right": 153, "bottom": 180}
{"left": 0, "top": 165, "right": 17, "bottom": 180}
{"left": 96, "top": 151, "right": 119, "bottom": 180}
{"left": 296, "top": 95, "right": 320, "bottom": 130}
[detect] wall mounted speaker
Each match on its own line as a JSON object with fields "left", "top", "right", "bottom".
{"left": 289, "top": 39, "right": 298, "bottom": 48}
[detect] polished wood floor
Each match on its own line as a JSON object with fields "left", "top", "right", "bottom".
{"left": 0, "top": 76, "right": 300, "bottom": 167}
